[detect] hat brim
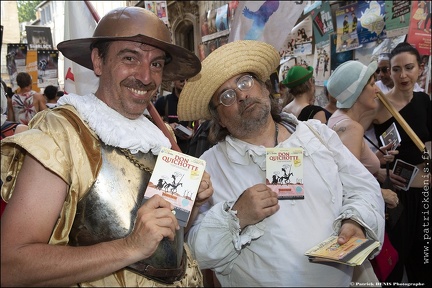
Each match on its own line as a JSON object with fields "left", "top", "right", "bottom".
{"left": 57, "top": 35, "right": 201, "bottom": 82}
{"left": 177, "top": 40, "right": 280, "bottom": 121}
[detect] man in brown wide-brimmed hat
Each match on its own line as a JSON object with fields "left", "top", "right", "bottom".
{"left": 1, "top": 6, "right": 212, "bottom": 287}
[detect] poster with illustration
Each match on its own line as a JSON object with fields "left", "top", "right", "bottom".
{"left": 356, "top": 0, "right": 386, "bottom": 45}
{"left": 37, "top": 50, "right": 59, "bottom": 88}
{"left": 144, "top": 1, "right": 168, "bottom": 24}
{"left": 280, "top": 15, "right": 313, "bottom": 58}
{"left": 313, "top": 43, "right": 330, "bottom": 86}
{"left": 384, "top": 1, "right": 411, "bottom": 38}
{"left": 6, "top": 44, "right": 28, "bottom": 89}
{"left": 26, "top": 26, "right": 53, "bottom": 50}
{"left": 207, "top": 9, "right": 218, "bottom": 35}
{"left": 216, "top": 4, "right": 229, "bottom": 32}
{"left": 330, "top": 33, "right": 353, "bottom": 72}
{"left": 311, "top": 1, "right": 334, "bottom": 46}
{"left": 334, "top": 2, "right": 361, "bottom": 52}
{"left": 407, "top": 1, "right": 431, "bottom": 56}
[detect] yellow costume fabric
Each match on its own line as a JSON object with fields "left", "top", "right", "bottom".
{"left": 1, "top": 105, "right": 202, "bottom": 287}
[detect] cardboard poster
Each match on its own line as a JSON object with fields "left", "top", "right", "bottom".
{"left": 407, "top": 1, "right": 431, "bottom": 56}
{"left": 6, "top": 44, "right": 28, "bottom": 89}
{"left": 334, "top": 2, "right": 361, "bottom": 52}
{"left": 37, "top": 50, "right": 59, "bottom": 88}
{"left": 280, "top": 15, "right": 314, "bottom": 59}
{"left": 216, "top": 4, "right": 229, "bottom": 32}
{"left": 384, "top": 0, "right": 411, "bottom": 38}
{"left": 356, "top": 1, "right": 386, "bottom": 45}
{"left": 311, "top": 1, "right": 334, "bottom": 47}
{"left": 26, "top": 26, "right": 53, "bottom": 50}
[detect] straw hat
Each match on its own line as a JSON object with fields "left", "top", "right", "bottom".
{"left": 57, "top": 7, "right": 201, "bottom": 81}
{"left": 281, "top": 66, "right": 313, "bottom": 88}
{"left": 177, "top": 40, "right": 280, "bottom": 121}
{"left": 327, "top": 60, "right": 377, "bottom": 109}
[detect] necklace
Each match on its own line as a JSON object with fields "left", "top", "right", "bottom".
{"left": 274, "top": 122, "right": 279, "bottom": 146}
{"left": 119, "top": 148, "right": 153, "bottom": 174}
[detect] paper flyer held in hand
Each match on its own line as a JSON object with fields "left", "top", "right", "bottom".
{"left": 379, "top": 122, "right": 401, "bottom": 151}
{"left": 392, "top": 159, "right": 419, "bottom": 191}
{"left": 144, "top": 147, "right": 206, "bottom": 227}
{"left": 265, "top": 147, "right": 304, "bottom": 200}
{"left": 305, "top": 235, "right": 380, "bottom": 266}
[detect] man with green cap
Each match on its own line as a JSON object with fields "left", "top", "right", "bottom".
{"left": 1, "top": 6, "right": 212, "bottom": 287}
{"left": 281, "top": 65, "right": 327, "bottom": 123}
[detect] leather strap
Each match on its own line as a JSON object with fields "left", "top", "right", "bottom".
{"left": 126, "top": 249, "right": 187, "bottom": 284}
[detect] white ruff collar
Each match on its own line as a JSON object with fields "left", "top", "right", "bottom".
{"left": 57, "top": 93, "right": 171, "bottom": 155}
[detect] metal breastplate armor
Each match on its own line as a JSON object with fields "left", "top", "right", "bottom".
{"left": 69, "top": 143, "right": 184, "bottom": 280}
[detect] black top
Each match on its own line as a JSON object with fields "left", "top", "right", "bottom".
{"left": 154, "top": 91, "right": 192, "bottom": 153}
{"left": 298, "top": 105, "right": 325, "bottom": 121}
{"left": 373, "top": 92, "right": 431, "bottom": 168}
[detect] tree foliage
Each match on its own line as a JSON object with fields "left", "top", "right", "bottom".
{"left": 17, "top": 1, "right": 43, "bottom": 23}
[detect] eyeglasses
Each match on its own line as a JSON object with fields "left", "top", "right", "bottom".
{"left": 217, "top": 75, "right": 254, "bottom": 107}
{"left": 376, "top": 67, "right": 389, "bottom": 74}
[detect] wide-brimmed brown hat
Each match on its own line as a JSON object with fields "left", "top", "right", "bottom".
{"left": 57, "top": 7, "right": 201, "bottom": 81}
{"left": 177, "top": 40, "right": 280, "bottom": 121}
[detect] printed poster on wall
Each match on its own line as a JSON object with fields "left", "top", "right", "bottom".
{"left": 311, "top": 1, "right": 334, "bottom": 47}
{"left": 144, "top": 1, "right": 168, "bottom": 24}
{"left": 25, "top": 50, "right": 40, "bottom": 92}
{"left": 216, "top": 4, "right": 229, "bottom": 32}
{"left": 313, "top": 43, "right": 330, "bottom": 87}
{"left": 25, "top": 26, "right": 53, "bottom": 50}
{"left": 407, "top": 1, "right": 431, "bottom": 56}
{"left": 356, "top": 0, "right": 386, "bottom": 45}
{"left": 280, "top": 15, "right": 313, "bottom": 59}
{"left": 6, "top": 44, "right": 28, "bottom": 89}
{"left": 334, "top": 2, "right": 361, "bottom": 53}
{"left": 330, "top": 33, "right": 353, "bottom": 72}
{"left": 37, "top": 50, "right": 59, "bottom": 88}
{"left": 384, "top": 0, "right": 411, "bottom": 38}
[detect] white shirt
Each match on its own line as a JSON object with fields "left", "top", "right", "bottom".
{"left": 187, "top": 114, "right": 385, "bottom": 287}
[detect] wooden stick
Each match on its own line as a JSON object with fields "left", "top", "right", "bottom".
{"left": 376, "top": 91, "right": 426, "bottom": 153}
{"left": 147, "top": 102, "right": 182, "bottom": 152}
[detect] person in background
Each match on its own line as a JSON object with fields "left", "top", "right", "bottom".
{"left": 7, "top": 72, "right": 47, "bottom": 125}
{"left": 1, "top": 81, "right": 28, "bottom": 216}
{"left": 155, "top": 79, "right": 194, "bottom": 152}
{"left": 375, "top": 52, "right": 424, "bottom": 94}
{"left": 373, "top": 42, "right": 431, "bottom": 286}
{"left": 43, "top": 85, "right": 59, "bottom": 109}
{"left": 367, "top": 52, "right": 424, "bottom": 153}
{"left": 177, "top": 40, "right": 384, "bottom": 287}
{"left": 56, "top": 90, "right": 64, "bottom": 98}
{"left": 281, "top": 66, "right": 327, "bottom": 123}
{"left": 327, "top": 60, "right": 402, "bottom": 287}
{"left": 1, "top": 7, "right": 213, "bottom": 287}
{"left": 322, "top": 79, "right": 337, "bottom": 121}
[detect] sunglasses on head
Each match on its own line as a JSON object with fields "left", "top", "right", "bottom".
{"left": 376, "top": 67, "right": 389, "bottom": 74}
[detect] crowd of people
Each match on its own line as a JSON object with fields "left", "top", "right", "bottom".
{"left": 1, "top": 5, "right": 430, "bottom": 287}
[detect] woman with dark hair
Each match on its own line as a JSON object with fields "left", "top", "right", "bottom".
{"left": 373, "top": 42, "right": 431, "bottom": 285}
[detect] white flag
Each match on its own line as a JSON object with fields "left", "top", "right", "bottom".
{"left": 228, "top": 1, "right": 307, "bottom": 51}
{"left": 63, "top": 1, "right": 99, "bottom": 95}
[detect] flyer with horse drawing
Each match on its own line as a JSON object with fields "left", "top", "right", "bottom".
{"left": 266, "top": 147, "right": 304, "bottom": 200}
{"left": 144, "top": 147, "right": 206, "bottom": 227}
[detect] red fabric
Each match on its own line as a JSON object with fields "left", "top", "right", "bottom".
{"left": 1, "top": 199, "right": 7, "bottom": 216}
{"left": 371, "top": 231, "right": 399, "bottom": 281}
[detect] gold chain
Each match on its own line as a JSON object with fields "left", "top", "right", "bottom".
{"left": 119, "top": 148, "right": 153, "bottom": 174}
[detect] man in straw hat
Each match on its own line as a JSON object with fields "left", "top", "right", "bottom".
{"left": 177, "top": 40, "right": 384, "bottom": 286}
{"left": 1, "top": 6, "right": 213, "bottom": 287}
